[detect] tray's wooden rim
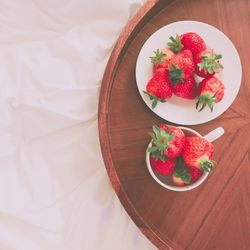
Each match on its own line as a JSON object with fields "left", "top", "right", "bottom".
{"left": 98, "top": 1, "right": 180, "bottom": 249}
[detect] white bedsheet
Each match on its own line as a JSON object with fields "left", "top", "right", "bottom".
{"left": 0, "top": 1, "right": 156, "bottom": 249}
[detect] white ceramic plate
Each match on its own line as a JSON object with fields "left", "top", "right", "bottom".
{"left": 136, "top": 21, "right": 242, "bottom": 125}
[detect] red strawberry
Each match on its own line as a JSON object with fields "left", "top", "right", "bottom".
{"left": 172, "top": 162, "right": 202, "bottom": 186}
{"left": 172, "top": 175, "right": 188, "bottom": 186}
{"left": 144, "top": 68, "right": 173, "bottom": 109}
{"left": 196, "top": 76, "right": 225, "bottom": 112}
{"left": 169, "top": 49, "right": 195, "bottom": 80}
{"left": 194, "top": 50, "right": 223, "bottom": 78}
{"left": 152, "top": 36, "right": 195, "bottom": 82}
{"left": 173, "top": 75, "right": 197, "bottom": 99}
{"left": 189, "top": 166, "right": 203, "bottom": 182}
{"left": 148, "top": 124, "right": 185, "bottom": 159}
{"left": 172, "top": 158, "right": 190, "bottom": 186}
{"left": 150, "top": 48, "right": 174, "bottom": 71}
{"left": 180, "top": 32, "right": 206, "bottom": 56}
{"left": 182, "top": 136, "right": 215, "bottom": 172}
{"left": 162, "top": 47, "right": 174, "bottom": 58}
{"left": 150, "top": 156, "right": 176, "bottom": 176}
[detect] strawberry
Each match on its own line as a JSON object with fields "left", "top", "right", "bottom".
{"left": 172, "top": 175, "right": 187, "bottom": 186}
{"left": 172, "top": 162, "right": 203, "bottom": 186}
{"left": 182, "top": 136, "right": 215, "bottom": 172}
{"left": 196, "top": 76, "right": 225, "bottom": 112}
{"left": 169, "top": 49, "right": 195, "bottom": 81}
{"left": 189, "top": 167, "right": 203, "bottom": 182}
{"left": 150, "top": 48, "right": 174, "bottom": 71}
{"left": 162, "top": 47, "right": 174, "bottom": 58}
{"left": 148, "top": 124, "right": 185, "bottom": 159}
{"left": 144, "top": 68, "right": 173, "bottom": 109}
{"left": 194, "top": 50, "right": 223, "bottom": 78}
{"left": 173, "top": 75, "right": 197, "bottom": 99}
{"left": 150, "top": 156, "right": 176, "bottom": 176}
{"left": 172, "top": 158, "right": 190, "bottom": 186}
{"left": 151, "top": 36, "right": 195, "bottom": 82}
{"left": 180, "top": 32, "right": 206, "bottom": 56}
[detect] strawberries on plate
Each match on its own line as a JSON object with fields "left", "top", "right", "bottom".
{"left": 180, "top": 32, "right": 206, "bottom": 56}
{"left": 196, "top": 76, "right": 225, "bottom": 112}
{"left": 167, "top": 34, "right": 184, "bottom": 54}
{"left": 150, "top": 48, "right": 174, "bottom": 72}
{"left": 144, "top": 68, "right": 173, "bottom": 109}
{"left": 167, "top": 32, "right": 206, "bottom": 56}
{"left": 145, "top": 31, "right": 225, "bottom": 112}
{"left": 194, "top": 50, "right": 223, "bottom": 77}
{"left": 173, "top": 75, "right": 197, "bottom": 99}
{"left": 169, "top": 49, "right": 195, "bottom": 80}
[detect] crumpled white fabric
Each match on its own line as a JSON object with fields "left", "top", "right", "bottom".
{"left": 0, "top": 1, "right": 156, "bottom": 249}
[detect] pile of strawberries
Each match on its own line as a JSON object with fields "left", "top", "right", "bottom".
{"left": 144, "top": 32, "right": 225, "bottom": 112}
{"left": 148, "top": 124, "right": 215, "bottom": 186}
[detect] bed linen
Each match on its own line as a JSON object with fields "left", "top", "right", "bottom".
{"left": 0, "top": 1, "right": 155, "bottom": 249}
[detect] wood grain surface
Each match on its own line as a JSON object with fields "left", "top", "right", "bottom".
{"left": 98, "top": 0, "right": 250, "bottom": 249}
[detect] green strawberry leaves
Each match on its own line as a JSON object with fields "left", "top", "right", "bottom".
{"left": 147, "top": 124, "right": 175, "bottom": 159}
{"left": 199, "top": 160, "right": 216, "bottom": 172}
{"left": 150, "top": 49, "right": 166, "bottom": 65}
{"left": 143, "top": 91, "right": 166, "bottom": 109}
{"left": 168, "top": 63, "right": 185, "bottom": 86}
{"left": 196, "top": 93, "right": 217, "bottom": 112}
{"left": 167, "top": 35, "right": 184, "bottom": 54}
{"left": 173, "top": 158, "right": 191, "bottom": 184}
{"left": 198, "top": 52, "right": 223, "bottom": 74}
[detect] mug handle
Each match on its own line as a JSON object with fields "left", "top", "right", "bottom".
{"left": 203, "top": 127, "right": 225, "bottom": 143}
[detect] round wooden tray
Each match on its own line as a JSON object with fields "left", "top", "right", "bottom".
{"left": 98, "top": 0, "right": 250, "bottom": 249}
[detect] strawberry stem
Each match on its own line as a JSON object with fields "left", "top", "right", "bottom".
{"left": 150, "top": 49, "right": 166, "bottom": 65}
{"left": 148, "top": 124, "right": 175, "bottom": 159}
{"left": 168, "top": 63, "right": 184, "bottom": 86}
{"left": 167, "top": 35, "right": 184, "bottom": 54}
{"left": 196, "top": 93, "right": 216, "bottom": 112}
{"left": 143, "top": 91, "right": 166, "bottom": 109}
{"left": 199, "top": 160, "right": 215, "bottom": 172}
{"left": 173, "top": 158, "right": 191, "bottom": 184}
{"left": 198, "top": 51, "right": 223, "bottom": 74}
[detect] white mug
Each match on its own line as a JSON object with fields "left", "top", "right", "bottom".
{"left": 145, "top": 126, "right": 224, "bottom": 192}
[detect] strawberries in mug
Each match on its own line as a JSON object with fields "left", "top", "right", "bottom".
{"left": 182, "top": 136, "right": 215, "bottom": 172}
{"left": 172, "top": 158, "right": 202, "bottom": 186}
{"left": 150, "top": 157, "right": 176, "bottom": 176}
{"left": 148, "top": 124, "right": 185, "bottom": 159}
{"left": 172, "top": 160, "right": 190, "bottom": 186}
{"left": 147, "top": 124, "right": 219, "bottom": 188}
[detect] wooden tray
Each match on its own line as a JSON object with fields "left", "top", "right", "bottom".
{"left": 98, "top": 0, "right": 250, "bottom": 249}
